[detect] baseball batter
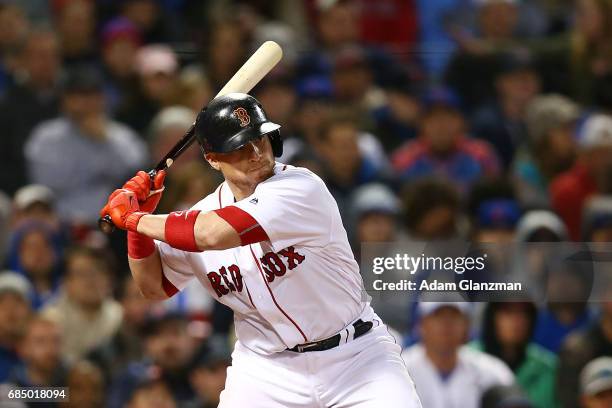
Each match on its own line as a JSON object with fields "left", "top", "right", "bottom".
{"left": 101, "top": 93, "right": 422, "bottom": 407}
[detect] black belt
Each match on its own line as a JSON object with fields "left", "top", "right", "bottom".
{"left": 288, "top": 319, "right": 373, "bottom": 353}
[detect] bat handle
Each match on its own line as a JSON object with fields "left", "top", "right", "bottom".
{"left": 98, "top": 169, "right": 159, "bottom": 234}
{"left": 98, "top": 214, "right": 115, "bottom": 234}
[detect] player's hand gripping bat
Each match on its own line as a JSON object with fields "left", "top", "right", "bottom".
{"left": 98, "top": 41, "right": 283, "bottom": 234}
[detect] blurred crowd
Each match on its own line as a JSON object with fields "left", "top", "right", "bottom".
{"left": 0, "top": 0, "right": 611, "bottom": 407}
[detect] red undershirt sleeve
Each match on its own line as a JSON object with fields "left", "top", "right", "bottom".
{"left": 214, "top": 206, "right": 270, "bottom": 245}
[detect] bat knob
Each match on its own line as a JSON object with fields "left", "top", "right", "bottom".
{"left": 98, "top": 215, "right": 116, "bottom": 234}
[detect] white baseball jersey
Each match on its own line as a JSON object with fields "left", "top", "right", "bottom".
{"left": 157, "top": 163, "right": 366, "bottom": 355}
{"left": 401, "top": 344, "right": 514, "bottom": 408}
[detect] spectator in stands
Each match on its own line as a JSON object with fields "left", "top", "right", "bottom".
{"left": 401, "top": 302, "right": 514, "bottom": 408}
{"left": 316, "top": 111, "right": 387, "bottom": 216}
{"left": 53, "top": 0, "right": 97, "bottom": 68}
{"left": 349, "top": 183, "right": 401, "bottom": 247}
{"left": 0, "top": 3, "right": 30, "bottom": 62}
{"left": 11, "top": 316, "right": 67, "bottom": 388}
{"left": 100, "top": 17, "right": 142, "bottom": 114}
{"left": 89, "top": 276, "right": 154, "bottom": 382}
{"left": 537, "top": 0, "right": 612, "bottom": 106}
{"left": 581, "top": 196, "right": 612, "bottom": 242}
{"left": 392, "top": 90, "right": 500, "bottom": 194}
{"left": 87, "top": 276, "right": 153, "bottom": 383}
{"left": 370, "top": 68, "right": 421, "bottom": 153}
{"left": 42, "top": 246, "right": 122, "bottom": 363}
{"left": 203, "top": 20, "right": 248, "bottom": 91}
{"left": 534, "top": 255, "right": 595, "bottom": 354}
{"left": 253, "top": 70, "right": 297, "bottom": 141}
{"left": 176, "top": 67, "right": 212, "bottom": 113}
{"left": 118, "top": 0, "right": 183, "bottom": 44}
{"left": 0, "top": 272, "right": 31, "bottom": 382}
{"left": 331, "top": 46, "right": 385, "bottom": 112}
{"left": 481, "top": 384, "right": 535, "bottom": 408}
{"left": 126, "top": 378, "right": 177, "bottom": 408}
{"left": 108, "top": 313, "right": 196, "bottom": 408}
{"left": 471, "top": 52, "right": 541, "bottom": 167}
{"left": 188, "top": 338, "right": 231, "bottom": 408}
{"left": 468, "top": 179, "right": 520, "bottom": 243}
{"left": 445, "top": 0, "right": 523, "bottom": 111}
{"left": 0, "top": 29, "right": 61, "bottom": 195}
{"left": 118, "top": 44, "right": 180, "bottom": 134}
{"left": 558, "top": 285, "right": 612, "bottom": 408}
{"left": 551, "top": 113, "right": 612, "bottom": 240}
{"left": 402, "top": 178, "right": 465, "bottom": 240}
{"left": 579, "top": 357, "right": 612, "bottom": 408}
{"left": 25, "top": 66, "right": 147, "bottom": 225}
{"left": 61, "top": 360, "right": 105, "bottom": 408}
{"left": 512, "top": 94, "right": 580, "bottom": 208}
{"left": 149, "top": 106, "right": 198, "bottom": 170}
{"left": 7, "top": 221, "right": 63, "bottom": 310}
{"left": 472, "top": 301, "right": 559, "bottom": 408}
{"left": 12, "top": 184, "right": 59, "bottom": 229}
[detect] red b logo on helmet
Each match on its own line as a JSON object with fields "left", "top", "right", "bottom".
{"left": 233, "top": 107, "right": 250, "bottom": 127}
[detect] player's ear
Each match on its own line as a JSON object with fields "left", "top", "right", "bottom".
{"left": 205, "top": 153, "right": 221, "bottom": 171}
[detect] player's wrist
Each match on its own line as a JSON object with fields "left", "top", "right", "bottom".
{"left": 125, "top": 212, "right": 148, "bottom": 232}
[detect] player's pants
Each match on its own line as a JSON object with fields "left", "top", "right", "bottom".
{"left": 218, "top": 318, "right": 422, "bottom": 407}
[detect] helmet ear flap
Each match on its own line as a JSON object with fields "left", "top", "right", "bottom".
{"left": 268, "top": 130, "right": 283, "bottom": 157}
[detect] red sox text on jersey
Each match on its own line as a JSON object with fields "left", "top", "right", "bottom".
{"left": 207, "top": 246, "right": 306, "bottom": 297}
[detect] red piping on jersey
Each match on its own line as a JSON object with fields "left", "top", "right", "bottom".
{"left": 249, "top": 245, "right": 308, "bottom": 343}
{"left": 244, "top": 283, "right": 255, "bottom": 308}
{"left": 219, "top": 184, "right": 256, "bottom": 308}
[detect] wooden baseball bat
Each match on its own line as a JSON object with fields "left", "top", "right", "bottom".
{"left": 99, "top": 41, "right": 283, "bottom": 233}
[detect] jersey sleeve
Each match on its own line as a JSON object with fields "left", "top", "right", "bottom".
{"left": 156, "top": 240, "right": 196, "bottom": 293}
{"left": 230, "top": 170, "right": 334, "bottom": 251}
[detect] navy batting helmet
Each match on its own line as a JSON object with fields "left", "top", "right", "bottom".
{"left": 194, "top": 93, "right": 283, "bottom": 157}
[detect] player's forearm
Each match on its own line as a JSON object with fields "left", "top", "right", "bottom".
{"left": 136, "top": 212, "right": 240, "bottom": 251}
{"left": 128, "top": 249, "right": 168, "bottom": 301}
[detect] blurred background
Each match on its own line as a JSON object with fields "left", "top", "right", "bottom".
{"left": 0, "top": 0, "right": 611, "bottom": 407}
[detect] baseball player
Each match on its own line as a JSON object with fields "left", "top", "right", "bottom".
{"left": 100, "top": 93, "right": 422, "bottom": 407}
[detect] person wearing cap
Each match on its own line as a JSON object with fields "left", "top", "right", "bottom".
{"left": 550, "top": 113, "right": 612, "bottom": 240}
{"left": 0, "top": 272, "right": 32, "bottom": 382}
{"left": 558, "top": 286, "right": 612, "bottom": 408}
{"left": 581, "top": 196, "right": 612, "bottom": 242}
{"left": 471, "top": 52, "right": 541, "bottom": 168}
{"left": 24, "top": 65, "right": 147, "bottom": 225}
{"left": 512, "top": 94, "right": 580, "bottom": 209}
{"left": 401, "top": 301, "right": 514, "bottom": 408}
{"left": 580, "top": 357, "right": 612, "bottom": 408}
{"left": 392, "top": 88, "right": 501, "bottom": 194}
{"left": 0, "top": 28, "right": 61, "bottom": 195}
{"left": 12, "top": 184, "right": 59, "bottom": 228}
{"left": 117, "top": 44, "right": 180, "bottom": 134}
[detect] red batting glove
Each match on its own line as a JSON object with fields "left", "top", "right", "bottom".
{"left": 100, "top": 189, "right": 147, "bottom": 231}
{"left": 122, "top": 170, "right": 166, "bottom": 213}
